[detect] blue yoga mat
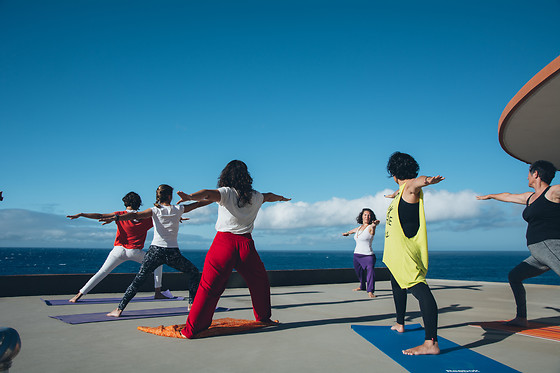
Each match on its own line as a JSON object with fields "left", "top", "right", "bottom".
{"left": 42, "top": 296, "right": 185, "bottom": 306}
{"left": 50, "top": 306, "right": 230, "bottom": 325}
{"left": 351, "top": 324, "right": 520, "bottom": 373}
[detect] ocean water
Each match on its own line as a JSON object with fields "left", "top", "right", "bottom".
{"left": 1, "top": 247, "right": 559, "bottom": 285}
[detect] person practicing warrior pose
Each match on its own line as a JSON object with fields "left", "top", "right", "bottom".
{"left": 477, "top": 160, "right": 560, "bottom": 327}
{"left": 66, "top": 192, "right": 165, "bottom": 302}
{"left": 384, "top": 152, "right": 444, "bottom": 355}
{"left": 342, "top": 208, "right": 380, "bottom": 298}
{"left": 102, "top": 185, "right": 211, "bottom": 317}
{"left": 177, "top": 160, "right": 290, "bottom": 339}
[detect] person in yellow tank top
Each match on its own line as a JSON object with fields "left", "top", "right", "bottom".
{"left": 383, "top": 152, "right": 444, "bottom": 356}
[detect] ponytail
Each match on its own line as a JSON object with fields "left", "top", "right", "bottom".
{"left": 154, "top": 184, "right": 173, "bottom": 208}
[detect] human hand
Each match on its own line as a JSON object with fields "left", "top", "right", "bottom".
{"left": 99, "top": 215, "right": 116, "bottom": 225}
{"left": 426, "top": 175, "right": 445, "bottom": 185}
{"left": 176, "top": 191, "right": 193, "bottom": 204}
{"left": 384, "top": 190, "right": 398, "bottom": 199}
{"left": 67, "top": 214, "right": 81, "bottom": 219}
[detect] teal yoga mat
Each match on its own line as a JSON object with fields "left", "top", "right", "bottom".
{"left": 351, "top": 324, "right": 520, "bottom": 373}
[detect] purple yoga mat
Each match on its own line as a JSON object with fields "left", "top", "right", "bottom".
{"left": 42, "top": 296, "right": 185, "bottom": 306}
{"left": 50, "top": 306, "right": 230, "bottom": 325}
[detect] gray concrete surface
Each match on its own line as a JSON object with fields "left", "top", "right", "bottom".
{"left": 1, "top": 279, "right": 559, "bottom": 373}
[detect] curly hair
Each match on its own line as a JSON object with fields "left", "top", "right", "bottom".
{"left": 218, "top": 160, "right": 254, "bottom": 208}
{"left": 387, "top": 151, "right": 419, "bottom": 180}
{"left": 529, "top": 160, "right": 557, "bottom": 185}
{"left": 356, "top": 208, "right": 376, "bottom": 224}
{"left": 122, "top": 192, "right": 142, "bottom": 210}
{"left": 154, "top": 184, "right": 173, "bottom": 208}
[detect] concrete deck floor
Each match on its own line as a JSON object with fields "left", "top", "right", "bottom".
{"left": 1, "top": 279, "right": 559, "bottom": 373}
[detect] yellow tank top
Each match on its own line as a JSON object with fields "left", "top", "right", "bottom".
{"left": 382, "top": 183, "right": 429, "bottom": 289}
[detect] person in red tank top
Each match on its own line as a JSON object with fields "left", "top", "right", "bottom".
{"left": 67, "top": 192, "right": 167, "bottom": 302}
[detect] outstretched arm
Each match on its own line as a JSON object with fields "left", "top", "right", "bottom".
{"left": 384, "top": 190, "right": 399, "bottom": 199}
{"left": 476, "top": 192, "right": 532, "bottom": 205}
{"left": 181, "top": 200, "right": 213, "bottom": 214}
{"left": 67, "top": 212, "right": 115, "bottom": 220}
{"left": 410, "top": 175, "right": 445, "bottom": 192}
{"left": 342, "top": 227, "right": 359, "bottom": 236}
{"left": 549, "top": 185, "right": 560, "bottom": 203}
{"left": 177, "top": 189, "right": 221, "bottom": 204}
{"left": 402, "top": 175, "right": 445, "bottom": 203}
{"left": 98, "top": 208, "right": 153, "bottom": 225}
{"left": 262, "top": 193, "right": 291, "bottom": 203}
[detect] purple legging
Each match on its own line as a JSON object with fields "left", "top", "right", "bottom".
{"left": 353, "top": 253, "right": 376, "bottom": 293}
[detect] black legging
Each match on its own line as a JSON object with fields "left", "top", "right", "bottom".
{"left": 508, "top": 261, "right": 548, "bottom": 319}
{"left": 390, "top": 274, "right": 438, "bottom": 341}
{"left": 118, "top": 245, "right": 200, "bottom": 311}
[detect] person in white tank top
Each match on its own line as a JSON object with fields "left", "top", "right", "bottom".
{"left": 342, "top": 208, "right": 380, "bottom": 298}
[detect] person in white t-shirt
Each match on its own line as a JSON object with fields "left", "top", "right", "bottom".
{"left": 103, "top": 184, "right": 211, "bottom": 317}
{"left": 342, "top": 208, "right": 380, "bottom": 298}
{"left": 177, "top": 160, "right": 290, "bottom": 338}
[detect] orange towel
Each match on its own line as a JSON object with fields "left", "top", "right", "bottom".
{"left": 470, "top": 321, "right": 560, "bottom": 342}
{"left": 138, "top": 318, "right": 279, "bottom": 339}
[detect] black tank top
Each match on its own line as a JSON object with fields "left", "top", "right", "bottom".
{"left": 522, "top": 186, "right": 560, "bottom": 245}
{"left": 398, "top": 198, "right": 420, "bottom": 239}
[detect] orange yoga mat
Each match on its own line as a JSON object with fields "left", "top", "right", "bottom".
{"left": 470, "top": 321, "right": 560, "bottom": 342}
{"left": 138, "top": 318, "right": 279, "bottom": 339}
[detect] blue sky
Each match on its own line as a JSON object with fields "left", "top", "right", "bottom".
{"left": 1, "top": 0, "right": 559, "bottom": 252}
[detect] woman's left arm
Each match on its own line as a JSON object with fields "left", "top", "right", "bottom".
{"left": 410, "top": 175, "right": 444, "bottom": 193}
{"left": 548, "top": 185, "right": 560, "bottom": 203}
{"left": 177, "top": 189, "right": 221, "bottom": 203}
{"left": 369, "top": 220, "right": 381, "bottom": 235}
{"left": 262, "top": 193, "right": 291, "bottom": 203}
{"left": 181, "top": 200, "right": 213, "bottom": 213}
{"left": 99, "top": 208, "right": 153, "bottom": 225}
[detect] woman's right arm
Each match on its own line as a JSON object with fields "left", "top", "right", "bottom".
{"left": 342, "top": 227, "right": 358, "bottom": 236}
{"left": 67, "top": 213, "right": 114, "bottom": 220}
{"left": 476, "top": 192, "right": 532, "bottom": 205}
{"left": 262, "top": 193, "right": 291, "bottom": 203}
{"left": 177, "top": 189, "right": 221, "bottom": 203}
{"left": 98, "top": 208, "right": 153, "bottom": 225}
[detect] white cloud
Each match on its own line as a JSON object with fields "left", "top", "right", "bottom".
{"left": 0, "top": 190, "right": 522, "bottom": 248}
{"left": 256, "top": 189, "right": 484, "bottom": 229}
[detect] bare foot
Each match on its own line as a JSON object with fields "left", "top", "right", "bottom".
{"left": 402, "top": 340, "right": 440, "bottom": 355}
{"left": 504, "top": 317, "right": 529, "bottom": 327}
{"left": 368, "top": 292, "right": 376, "bottom": 298}
{"left": 107, "top": 308, "right": 122, "bottom": 317}
{"left": 391, "top": 323, "right": 404, "bottom": 333}
{"left": 187, "top": 303, "right": 192, "bottom": 311}
{"left": 353, "top": 287, "right": 363, "bottom": 291}
{"left": 69, "top": 292, "right": 83, "bottom": 303}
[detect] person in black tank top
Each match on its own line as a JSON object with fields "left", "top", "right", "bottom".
{"left": 477, "top": 160, "right": 560, "bottom": 327}
{"left": 398, "top": 198, "right": 420, "bottom": 238}
{"left": 385, "top": 152, "right": 445, "bottom": 356}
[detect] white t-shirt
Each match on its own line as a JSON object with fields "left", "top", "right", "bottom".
{"left": 353, "top": 226, "right": 374, "bottom": 255}
{"left": 215, "top": 187, "right": 264, "bottom": 234}
{"left": 150, "top": 205, "right": 185, "bottom": 248}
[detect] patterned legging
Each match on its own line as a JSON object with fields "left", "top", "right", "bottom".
{"left": 118, "top": 245, "right": 200, "bottom": 311}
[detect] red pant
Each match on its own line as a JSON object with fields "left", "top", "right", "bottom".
{"left": 181, "top": 232, "right": 271, "bottom": 338}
